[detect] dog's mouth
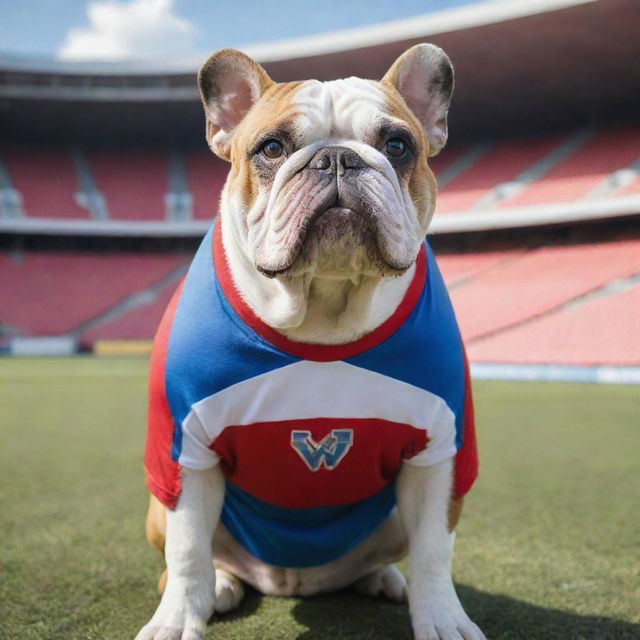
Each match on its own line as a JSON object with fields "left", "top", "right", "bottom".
{"left": 306, "top": 205, "right": 370, "bottom": 236}
{"left": 256, "top": 205, "right": 403, "bottom": 278}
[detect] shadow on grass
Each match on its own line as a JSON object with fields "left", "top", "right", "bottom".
{"left": 286, "top": 583, "right": 640, "bottom": 640}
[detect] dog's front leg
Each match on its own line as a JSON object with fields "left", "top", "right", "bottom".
{"left": 397, "top": 460, "right": 485, "bottom": 640}
{"left": 136, "top": 466, "right": 224, "bottom": 640}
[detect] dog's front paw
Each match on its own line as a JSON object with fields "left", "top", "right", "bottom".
{"left": 213, "top": 568, "right": 245, "bottom": 614}
{"left": 135, "top": 610, "right": 207, "bottom": 640}
{"left": 135, "top": 625, "right": 204, "bottom": 640}
{"left": 355, "top": 564, "right": 407, "bottom": 602}
{"left": 135, "top": 580, "right": 214, "bottom": 640}
{"left": 411, "top": 584, "right": 486, "bottom": 640}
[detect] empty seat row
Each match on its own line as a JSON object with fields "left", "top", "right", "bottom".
{"left": 3, "top": 238, "right": 638, "bottom": 366}
{"left": 0, "top": 252, "right": 188, "bottom": 336}
{"left": 1, "top": 126, "right": 638, "bottom": 221}
{"left": 0, "top": 148, "right": 227, "bottom": 221}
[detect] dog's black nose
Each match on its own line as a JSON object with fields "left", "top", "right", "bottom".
{"left": 308, "top": 146, "right": 366, "bottom": 172}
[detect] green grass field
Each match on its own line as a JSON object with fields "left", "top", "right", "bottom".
{"left": 0, "top": 357, "right": 638, "bottom": 640}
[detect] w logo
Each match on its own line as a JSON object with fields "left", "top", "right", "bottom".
{"left": 290, "top": 429, "right": 353, "bottom": 471}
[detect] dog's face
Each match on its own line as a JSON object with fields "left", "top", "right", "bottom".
{"left": 199, "top": 45, "right": 453, "bottom": 280}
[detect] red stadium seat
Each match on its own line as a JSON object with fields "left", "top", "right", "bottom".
{"left": 497, "top": 128, "right": 640, "bottom": 208}
{"left": 429, "top": 145, "right": 476, "bottom": 181}
{"left": 185, "top": 150, "right": 228, "bottom": 220}
{"left": 88, "top": 149, "right": 168, "bottom": 220}
{"left": 469, "top": 283, "right": 640, "bottom": 366}
{"left": 449, "top": 239, "right": 640, "bottom": 342}
{"left": 0, "top": 252, "right": 188, "bottom": 335}
{"left": 435, "top": 136, "right": 564, "bottom": 214}
{"left": 1, "top": 147, "right": 89, "bottom": 219}
{"left": 436, "top": 250, "right": 520, "bottom": 286}
{"left": 80, "top": 278, "right": 180, "bottom": 344}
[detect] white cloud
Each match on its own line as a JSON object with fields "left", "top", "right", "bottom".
{"left": 58, "top": 0, "right": 196, "bottom": 61}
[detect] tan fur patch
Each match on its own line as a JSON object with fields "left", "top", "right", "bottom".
{"left": 227, "top": 82, "right": 305, "bottom": 210}
{"left": 379, "top": 80, "right": 438, "bottom": 228}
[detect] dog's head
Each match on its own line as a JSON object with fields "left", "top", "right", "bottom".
{"left": 199, "top": 44, "right": 453, "bottom": 280}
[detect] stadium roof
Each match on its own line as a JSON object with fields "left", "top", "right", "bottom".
{"left": 0, "top": 0, "right": 638, "bottom": 143}
{"left": 0, "top": 0, "right": 590, "bottom": 74}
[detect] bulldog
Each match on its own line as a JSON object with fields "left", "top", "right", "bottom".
{"left": 136, "top": 44, "right": 485, "bottom": 640}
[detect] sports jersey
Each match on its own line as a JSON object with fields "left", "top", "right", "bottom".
{"left": 144, "top": 220, "right": 478, "bottom": 568}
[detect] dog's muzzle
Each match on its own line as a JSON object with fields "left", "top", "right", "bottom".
{"left": 252, "top": 144, "right": 418, "bottom": 277}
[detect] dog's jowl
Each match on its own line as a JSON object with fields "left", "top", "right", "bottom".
{"left": 136, "top": 44, "right": 486, "bottom": 640}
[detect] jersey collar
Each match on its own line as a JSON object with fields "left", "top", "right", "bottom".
{"left": 213, "top": 219, "right": 426, "bottom": 362}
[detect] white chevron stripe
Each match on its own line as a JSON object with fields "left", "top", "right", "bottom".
{"left": 178, "top": 360, "right": 456, "bottom": 471}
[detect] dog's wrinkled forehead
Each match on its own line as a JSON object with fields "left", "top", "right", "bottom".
{"left": 228, "top": 76, "right": 422, "bottom": 163}
{"left": 292, "top": 78, "right": 393, "bottom": 142}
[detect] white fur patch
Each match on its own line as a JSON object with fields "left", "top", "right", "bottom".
{"left": 292, "top": 77, "right": 386, "bottom": 142}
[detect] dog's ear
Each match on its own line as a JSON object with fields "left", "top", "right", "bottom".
{"left": 198, "top": 49, "right": 274, "bottom": 161}
{"left": 382, "top": 44, "right": 454, "bottom": 157}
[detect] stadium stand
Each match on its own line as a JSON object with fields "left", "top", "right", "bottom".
{"left": 88, "top": 149, "right": 169, "bottom": 220}
{"left": 80, "top": 277, "right": 181, "bottom": 345}
{"left": 437, "top": 250, "right": 521, "bottom": 286}
{"left": 1, "top": 136, "right": 639, "bottom": 370}
{"left": 434, "top": 135, "right": 565, "bottom": 213}
{"left": 184, "top": 150, "right": 228, "bottom": 220}
{"left": 0, "top": 252, "right": 188, "bottom": 337}
{"left": 468, "top": 282, "right": 640, "bottom": 366}
{"left": 4, "top": 237, "right": 638, "bottom": 369}
{"left": 495, "top": 128, "right": 640, "bottom": 208}
{"left": 447, "top": 239, "right": 640, "bottom": 342}
{"left": 0, "top": 147, "right": 89, "bottom": 219}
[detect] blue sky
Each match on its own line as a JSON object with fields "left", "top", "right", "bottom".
{"left": 0, "top": 0, "right": 480, "bottom": 61}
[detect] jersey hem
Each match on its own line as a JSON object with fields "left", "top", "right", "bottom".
{"left": 145, "top": 468, "right": 180, "bottom": 509}
{"left": 403, "top": 445, "right": 457, "bottom": 468}
{"left": 176, "top": 457, "right": 219, "bottom": 471}
{"left": 453, "top": 460, "right": 479, "bottom": 498}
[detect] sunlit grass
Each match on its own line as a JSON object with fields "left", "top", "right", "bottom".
{"left": 1, "top": 357, "right": 638, "bottom": 639}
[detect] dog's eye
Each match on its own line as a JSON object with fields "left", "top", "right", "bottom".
{"left": 261, "top": 140, "right": 284, "bottom": 159}
{"left": 384, "top": 138, "right": 407, "bottom": 158}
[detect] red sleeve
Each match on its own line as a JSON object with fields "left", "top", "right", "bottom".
{"left": 143, "top": 280, "right": 185, "bottom": 509}
{"left": 453, "top": 349, "right": 479, "bottom": 498}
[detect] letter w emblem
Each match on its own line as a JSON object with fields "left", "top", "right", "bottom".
{"left": 290, "top": 429, "right": 353, "bottom": 471}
